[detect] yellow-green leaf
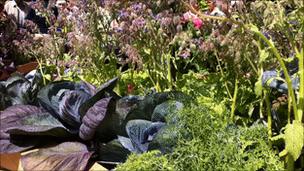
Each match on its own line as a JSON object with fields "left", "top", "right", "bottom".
{"left": 284, "top": 120, "right": 304, "bottom": 161}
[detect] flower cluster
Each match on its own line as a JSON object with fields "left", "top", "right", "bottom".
{"left": 182, "top": 11, "right": 203, "bottom": 29}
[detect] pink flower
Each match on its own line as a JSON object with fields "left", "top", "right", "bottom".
{"left": 182, "top": 12, "right": 193, "bottom": 21}
{"left": 182, "top": 11, "right": 203, "bottom": 29}
{"left": 192, "top": 18, "right": 203, "bottom": 29}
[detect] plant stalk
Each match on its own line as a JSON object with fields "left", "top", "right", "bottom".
{"left": 264, "top": 90, "right": 272, "bottom": 137}
{"left": 230, "top": 78, "right": 239, "bottom": 121}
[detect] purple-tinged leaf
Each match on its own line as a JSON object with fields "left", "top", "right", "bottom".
{"left": 37, "top": 81, "right": 76, "bottom": 123}
{"left": 59, "top": 90, "right": 91, "bottom": 128}
{"left": 0, "top": 105, "right": 44, "bottom": 139}
{"left": 0, "top": 139, "right": 34, "bottom": 154}
{"left": 117, "top": 136, "right": 135, "bottom": 152}
{"left": 0, "top": 105, "right": 75, "bottom": 154}
{"left": 79, "top": 97, "right": 114, "bottom": 141}
{"left": 21, "top": 142, "right": 93, "bottom": 171}
{"left": 0, "top": 105, "right": 47, "bottom": 153}
{"left": 79, "top": 77, "right": 118, "bottom": 118}
{"left": 76, "top": 81, "right": 97, "bottom": 96}
{"left": 6, "top": 112, "right": 75, "bottom": 137}
{"left": 37, "top": 81, "right": 93, "bottom": 129}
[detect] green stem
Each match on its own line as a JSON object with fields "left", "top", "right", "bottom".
{"left": 215, "top": 51, "right": 233, "bottom": 99}
{"left": 264, "top": 90, "right": 272, "bottom": 137}
{"left": 230, "top": 78, "right": 239, "bottom": 121}
{"left": 296, "top": 48, "right": 303, "bottom": 121}
{"left": 254, "top": 31, "right": 298, "bottom": 120}
{"left": 166, "top": 54, "right": 173, "bottom": 90}
{"left": 286, "top": 154, "right": 294, "bottom": 171}
{"left": 245, "top": 54, "right": 258, "bottom": 75}
{"left": 35, "top": 56, "right": 46, "bottom": 85}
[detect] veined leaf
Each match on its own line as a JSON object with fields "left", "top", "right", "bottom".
{"left": 79, "top": 77, "right": 118, "bottom": 118}
{"left": 0, "top": 105, "right": 46, "bottom": 153}
{"left": 79, "top": 97, "right": 114, "bottom": 141}
{"left": 21, "top": 142, "right": 93, "bottom": 171}
{"left": 284, "top": 120, "right": 304, "bottom": 160}
{"left": 37, "top": 81, "right": 77, "bottom": 122}
{"left": 59, "top": 90, "right": 91, "bottom": 128}
{"left": 0, "top": 139, "right": 35, "bottom": 154}
{"left": 126, "top": 120, "right": 153, "bottom": 153}
{"left": 6, "top": 112, "right": 74, "bottom": 137}
{"left": 0, "top": 105, "right": 44, "bottom": 139}
{"left": 37, "top": 81, "right": 93, "bottom": 128}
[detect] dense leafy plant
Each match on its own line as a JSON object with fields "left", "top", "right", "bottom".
{"left": 117, "top": 105, "right": 284, "bottom": 171}
{"left": 184, "top": 0, "right": 304, "bottom": 168}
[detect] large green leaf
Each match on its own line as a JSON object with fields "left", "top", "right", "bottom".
{"left": 284, "top": 120, "right": 304, "bottom": 160}
{"left": 79, "top": 77, "right": 118, "bottom": 118}
{"left": 79, "top": 97, "right": 115, "bottom": 141}
{"left": 21, "top": 142, "right": 93, "bottom": 171}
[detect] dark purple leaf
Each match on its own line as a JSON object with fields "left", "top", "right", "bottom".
{"left": 0, "top": 139, "right": 34, "bottom": 154}
{"left": 37, "top": 81, "right": 93, "bottom": 129}
{"left": 79, "top": 97, "right": 114, "bottom": 141}
{"left": 21, "top": 142, "right": 93, "bottom": 171}
{"left": 76, "top": 81, "right": 96, "bottom": 96}
{"left": 37, "top": 81, "right": 76, "bottom": 123}
{"left": 0, "top": 105, "right": 44, "bottom": 139}
{"left": 79, "top": 77, "right": 118, "bottom": 118}
{"left": 7, "top": 112, "right": 74, "bottom": 137}
{"left": 1, "top": 105, "right": 73, "bottom": 139}
{"left": 0, "top": 105, "right": 44, "bottom": 153}
{"left": 59, "top": 90, "right": 91, "bottom": 128}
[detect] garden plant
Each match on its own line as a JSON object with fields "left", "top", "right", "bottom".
{"left": 0, "top": 0, "right": 303, "bottom": 170}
